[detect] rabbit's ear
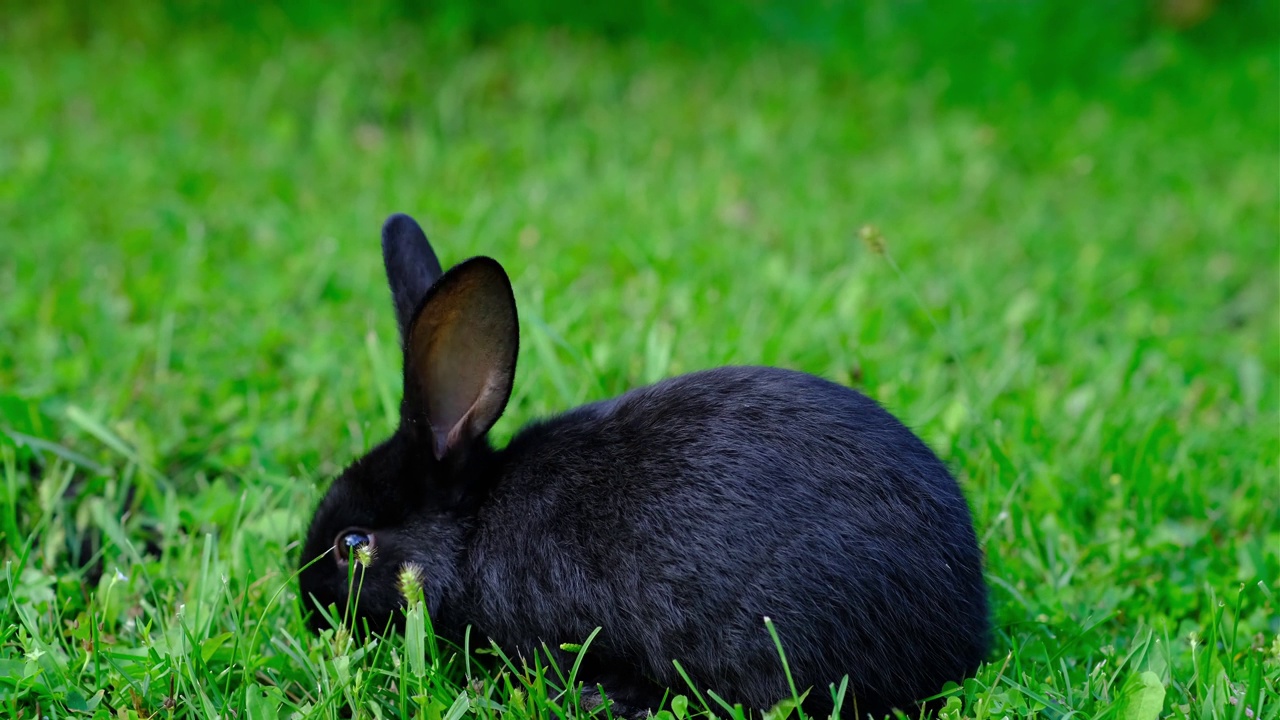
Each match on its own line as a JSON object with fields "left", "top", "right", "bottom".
{"left": 403, "top": 257, "right": 518, "bottom": 461}
{"left": 382, "top": 213, "right": 444, "bottom": 344}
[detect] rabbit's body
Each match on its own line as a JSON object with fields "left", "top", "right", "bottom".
{"left": 300, "top": 215, "right": 989, "bottom": 719}
{"left": 455, "top": 367, "right": 986, "bottom": 716}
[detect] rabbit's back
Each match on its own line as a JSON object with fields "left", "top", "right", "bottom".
{"left": 459, "top": 366, "right": 987, "bottom": 713}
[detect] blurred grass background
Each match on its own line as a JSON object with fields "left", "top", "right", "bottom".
{"left": 0, "top": 0, "right": 1277, "bottom": 717}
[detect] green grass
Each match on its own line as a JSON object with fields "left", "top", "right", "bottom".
{"left": 1, "top": 2, "right": 1277, "bottom": 718}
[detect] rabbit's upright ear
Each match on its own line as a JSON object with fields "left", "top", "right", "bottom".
{"left": 403, "top": 257, "right": 518, "bottom": 462}
{"left": 382, "top": 213, "right": 445, "bottom": 344}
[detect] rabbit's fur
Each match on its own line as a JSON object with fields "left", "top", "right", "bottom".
{"left": 300, "top": 214, "right": 989, "bottom": 719}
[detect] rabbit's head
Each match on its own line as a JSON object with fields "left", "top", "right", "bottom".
{"left": 298, "top": 214, "right": 518, "bottom": 634}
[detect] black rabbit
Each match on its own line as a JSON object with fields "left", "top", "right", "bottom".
{"left": 299, "top": 213, "right": 989, "bottom": 719}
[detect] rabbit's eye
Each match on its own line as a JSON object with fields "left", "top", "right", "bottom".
{"left": 334, "top": 529, "right": 375, "bottom": 567}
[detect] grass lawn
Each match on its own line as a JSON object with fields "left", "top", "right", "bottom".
{"left": 1, "top": 2, "right": 1277, "bottom": 718}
